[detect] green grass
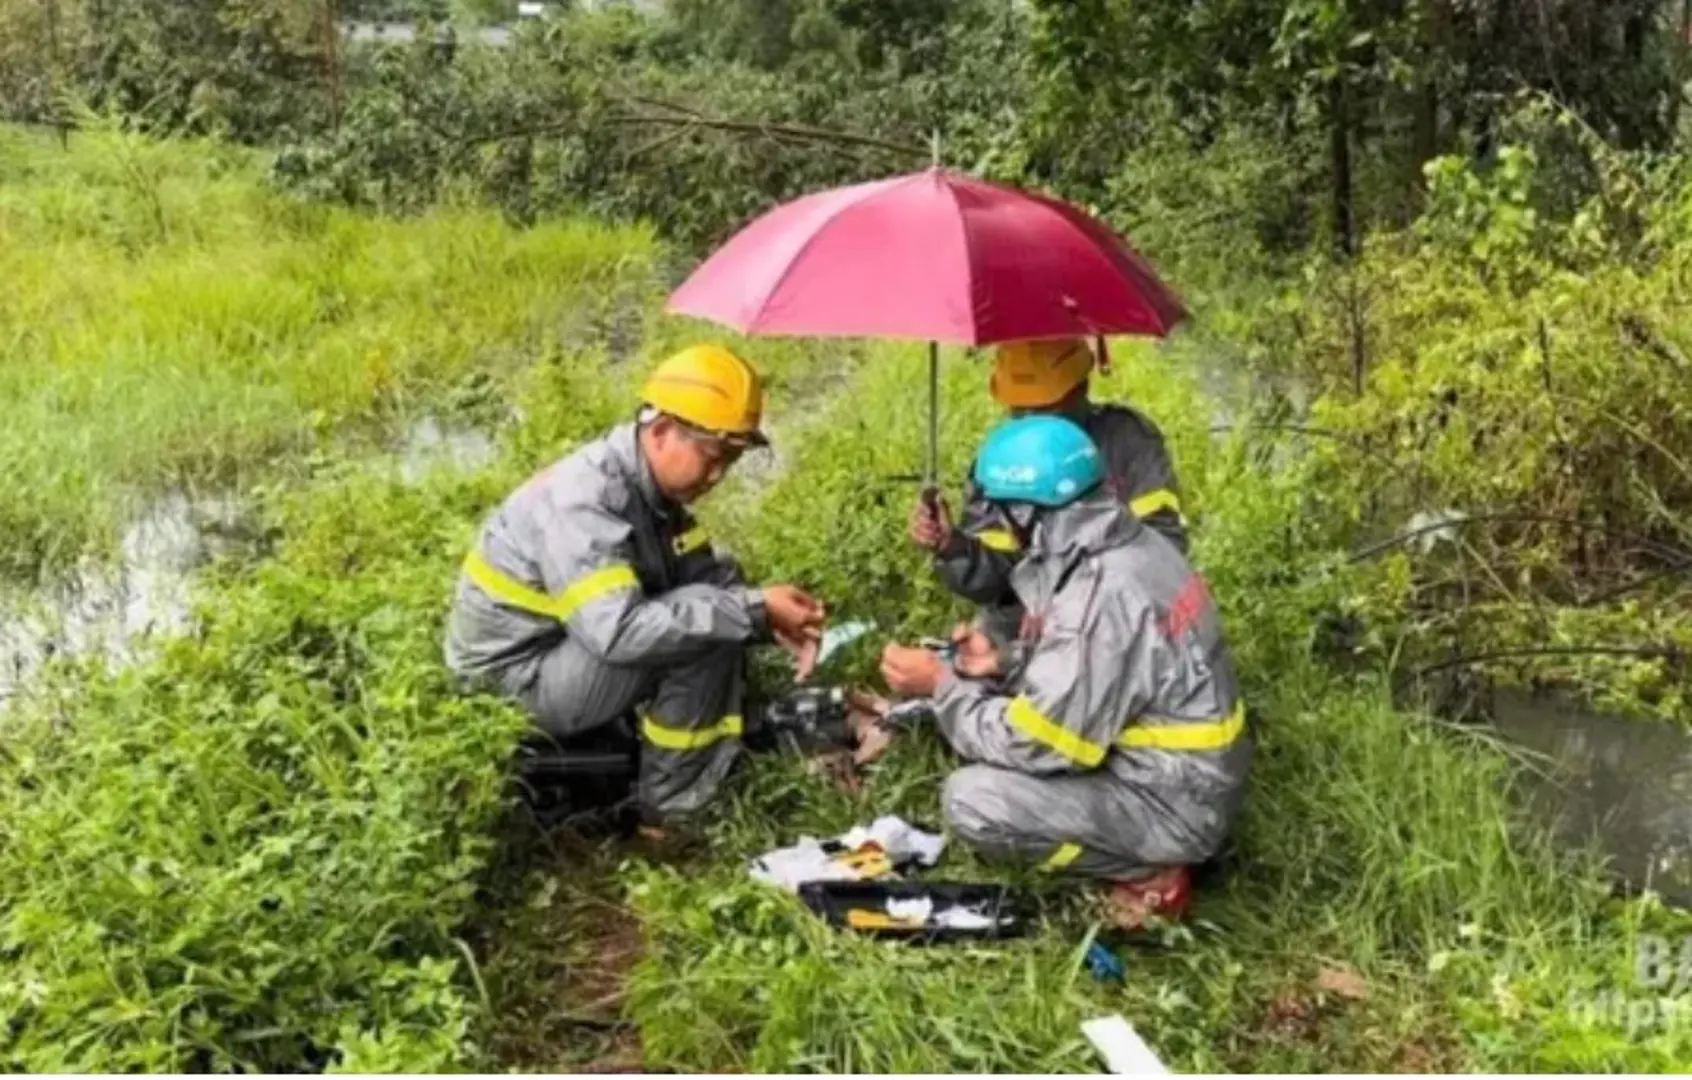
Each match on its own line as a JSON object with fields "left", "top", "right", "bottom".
{"left": 0, "top": 120, "right": 657, "bottom": 584}
{"left": 4, "top": 126, "right": 1692, "bottom": 1072}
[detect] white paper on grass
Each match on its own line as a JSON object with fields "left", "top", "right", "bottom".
{"left": 1081, "top": 1014, "right": 1169, "bottom": 1075}
{"left": 748, "top": 815, "right": 946, "bottom": 892}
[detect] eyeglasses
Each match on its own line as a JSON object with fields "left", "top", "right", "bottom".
{"left": 679, "top": 423, "right": 749, "bottom": 468}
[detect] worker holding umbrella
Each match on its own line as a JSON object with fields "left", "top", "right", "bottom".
{"left": 910, "top": 334, "right": 1188, "bottom": 647}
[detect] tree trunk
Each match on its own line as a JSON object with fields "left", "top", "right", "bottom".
{"left": 1618, "top": 1, "right": 1653, "bottom": 148}
{"left": 1474, "top": 0, "right": 1513, "bottom": 162}
{"left": 323, "top": 0, "right": 341, "bottom": 137}
{"left": 1329, "top": 77, "right": 1356, "bottom": 260}
{"left": 1676, "top": 0, "right": 1692, "bottom": 136}
{"left": 1411, "top": 77, "right": 1439, "bottom": 192}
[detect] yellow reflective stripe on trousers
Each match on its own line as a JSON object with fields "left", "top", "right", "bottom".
{"left": 1116, "top": 701, "right": 1246, "bottom": 752}
{"left": 462, "top": 550, "right": 638, "bottom": 621}
{"left": 975, "top": 528, "right": 1023, "bottom": 554}
{"left": 673, "top": 526, "right": 710, "bottom": 556}
{"left": 1040, "top": 842, "right": 1083, "bottom": 872}
{"left": 1006, "top": 697, "right": 1107, "bottom": 767}
{"left": 641, "top": 713, "right": 744, "bottom": 751}
{"left": 1128, "top": 488, "right": 1182, "bottom": 521}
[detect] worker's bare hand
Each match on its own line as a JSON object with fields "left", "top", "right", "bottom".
{"left": 880, "top": 643, "right": 945, "bottom": 697}
{"left": 763, "top": 584, "right": 826, "bottom": 640}
{"left": 949, "top": 621, "right": 1002, "bottom": 679}
{"left": 908, "top": 494, "right": 954, "bottom": 552}
{"left": 776, "top": 629, "right": 820, "bottom": 683}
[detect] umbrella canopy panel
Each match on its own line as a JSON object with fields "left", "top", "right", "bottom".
{"left": 668, "top": 167, "right": 1186, "bottom": 346}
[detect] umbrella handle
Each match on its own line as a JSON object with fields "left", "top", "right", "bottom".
{"left": 926, "top": 342, "right": 940, "bottom": 493}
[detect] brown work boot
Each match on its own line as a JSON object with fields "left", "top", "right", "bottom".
{"left": 1104, "top": 866, "right": 1193, "bottom": 931}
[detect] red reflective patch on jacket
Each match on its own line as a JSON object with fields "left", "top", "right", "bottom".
{"left": 1159, "top": 574, "right": 1212, "bottom": 640}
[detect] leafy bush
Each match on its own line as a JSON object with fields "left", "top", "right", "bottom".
{"left": 0, "top": 126, "right": 666, "bottom": 1069}
{"left": 1283, "top": 134, "right": 1692, "bottom": 716}
{"left": 0, "top": 0, "right": 333, "bottom": 140}
{"left": 0, "top": 468, "right": 528, "bottom": 1071}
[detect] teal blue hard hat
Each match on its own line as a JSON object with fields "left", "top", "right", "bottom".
{"left": 973, "top": 415, "right": 1105, "bottom": 508}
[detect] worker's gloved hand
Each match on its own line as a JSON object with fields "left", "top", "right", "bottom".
{"left": 950, "top": 621, "right": 1003, "bottom": 679}
{"left": 880, "top": 642, "right": 946, "bottom": 697}
{"left": 908, "top": 492, "right": 954, "bottom": 552}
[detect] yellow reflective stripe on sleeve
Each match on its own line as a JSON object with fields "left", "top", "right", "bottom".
{"left": 1116, "top": 702, "right": 1246, "bottom": 752}
{"left": 1040, "top": 842, "right": 1082, "bottom": 872}
{"left": 975, "top": 528, "right": 1023, "bottom": 554}
{"left": 673, "top": 526, "right": 710, "bottom": 556}
{"left": 556, "top": 563, "right": 641, "bottom": 617}
{"left": 463, "top": 550, "right": 556, "bottom": 616}
{"left": 641, "top": 713, "right": 744, "bottom": 751}
{"left": 1129, "top": 488, "right": 1182, "bottom": 521}
{"left": 1006, "top": 697, "right": 1107, "bottom": 767}
{"left": 462, "top": 550, "right": 638, "bottom": 621}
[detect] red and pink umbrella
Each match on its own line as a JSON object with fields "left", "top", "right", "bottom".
{"left": 668, "top": 167, "right": 1187, "bottom": 490}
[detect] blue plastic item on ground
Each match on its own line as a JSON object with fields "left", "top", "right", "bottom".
{"left": 1085, "top": 940, "right": 1126, "bottom": 982}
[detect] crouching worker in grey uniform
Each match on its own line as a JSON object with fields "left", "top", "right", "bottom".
{"left": 910, "top": 337, "right": 1189, "bottom": 649}
{"left": 445, "top": 344, "right": 826, "bottom": 824}
{"left": 881, "top": 415, "right": 1251, "bottom": 926}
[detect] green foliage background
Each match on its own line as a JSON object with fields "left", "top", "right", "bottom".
{"left": 1, "top": 0, "right": 1690, "bottom": 1071}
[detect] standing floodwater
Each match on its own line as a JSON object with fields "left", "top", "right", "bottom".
{"left": 1492, "top": 686, "right": 1692, "bottom": 907}
{"left": 0, "top": 492, "right": 246, "bottom": 711}
{"left": 1, "top": 418, "right": 497, "bottom": 711}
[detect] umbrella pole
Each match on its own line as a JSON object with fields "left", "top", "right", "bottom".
{"left": 924, "top": 341, "right": 940, "bottom": 500}
{"left": 924, "top": 130, "right": 942, "bottom": 508}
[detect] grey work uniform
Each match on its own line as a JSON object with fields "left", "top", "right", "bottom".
{"left": 935, "top": 402, "right": 1186, "bottom": 646}
{"left": 444, "top": 422, "right": 770, "bottom": 820}
{"left": 933, "top": 491, "right": 1252, "bottom": 880}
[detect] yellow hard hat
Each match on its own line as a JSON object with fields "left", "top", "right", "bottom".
{"left": 990, "top": 338, "right": 1095, "bottom": 408}
{"left": 640, "top": 344, "right": 767, "bottom": 445}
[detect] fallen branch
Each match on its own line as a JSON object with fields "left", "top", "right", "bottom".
{"left": 1208, "top": 422, "right": 1365, "bottom": 442}
{"left": 1576, "top": 558, "right": 1692, "bottom": 607}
